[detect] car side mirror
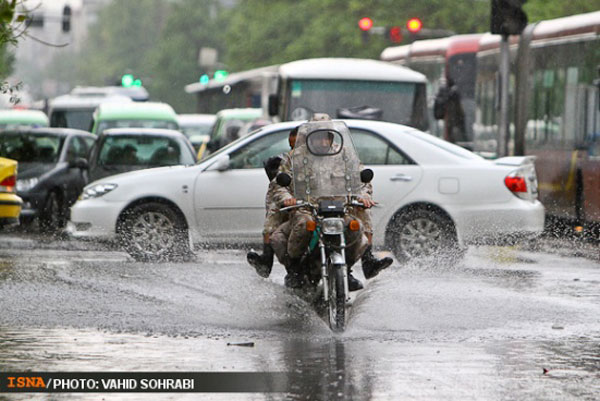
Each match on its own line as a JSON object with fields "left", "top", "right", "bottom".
{"left": 70, "top": 157, "right": 89, "bottom": 170}
{"left": 360, "top": 169, "right": 374, "bottom": 183}
{"left": 276, "top": 172, "right": 292, "bottom": 187}
{"left": 208, "top": 155, "right": 230, "bottom": 172}
{"left": 268, "top": 94, "right": 279, "bottom": 116}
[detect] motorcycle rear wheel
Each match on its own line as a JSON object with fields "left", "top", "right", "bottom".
{"left": 328, "top": 264, "right": 346, "bottom": 332}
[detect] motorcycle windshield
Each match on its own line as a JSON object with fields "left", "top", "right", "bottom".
{"left": 291, "top": 120, "right": 362, "bottom": 202}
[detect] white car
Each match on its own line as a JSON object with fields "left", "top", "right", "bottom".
{"left": 67, "top": 120, "right": 544, "bottom": 262}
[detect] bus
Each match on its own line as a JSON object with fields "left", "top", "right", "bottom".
{"left": 49, "top": 94, "right": 132, "bottom": 132}
{"left": 472, "top": 12, "right": 600, "bottom": 228}
{"left": 185, "top": 58, "right": 429, "bottom": 131}
{"left": 381, "top": 34, "right": 483, "bottom": 145}
{"left": 387, "top": 11, "right": 600, "bottom": 231}
{"left": 512, "top": 12, "right": 600, "bottom": 229}
{"left": 267, "top": 58, "right": 428, "bottom": 130}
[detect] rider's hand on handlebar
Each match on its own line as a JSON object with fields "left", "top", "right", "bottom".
{"left": 358, "top": 197, "right": 377, "bottom": 209}
{"left": 283, "top": 197, "right": 297, "bottom": 207}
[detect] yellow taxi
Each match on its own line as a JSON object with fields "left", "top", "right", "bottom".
{"left": 0, "top": 157, "right": 22, "bottom": 226}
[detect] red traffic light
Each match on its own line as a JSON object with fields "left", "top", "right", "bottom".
{"left": 388, "top": 26, "right": 402, "bottom": 43}
{"left": 358, "top": 17, "right": 373, "bottom": 31}
{"left": 407, "top": 17, "right": 422, "bottom": 33}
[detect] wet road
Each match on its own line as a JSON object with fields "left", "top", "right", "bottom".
{"left": 0, "top": 235, "right": 599, "bottom": 400}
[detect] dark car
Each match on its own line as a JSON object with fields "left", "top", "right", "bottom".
{"left": 0, "top": 128, "right": 95, "bottom": 231}
{"left": 88, "top": 128, "right": 197, "bottom": 183}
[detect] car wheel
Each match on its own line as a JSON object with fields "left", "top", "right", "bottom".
{"left": 118, "top": 202, "right": 191, "bottom": 262}
{"left": 39, "top": 191, "right": 64, "bottom": 233}
{"left": 386, "top": 208, "right": 463, "bottom": 264}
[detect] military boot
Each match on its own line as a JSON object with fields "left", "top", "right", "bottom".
{"left": 362, "top": 245, "right": 393, "bottom": 279}
{"left": 247, "top": 243, "right": 274, "bottom": 278}
{"left": 347, "top": 269, "right": 364, "bottom": 292}
{"left": 284, "top": 257, "right": 304, "bottom": 289}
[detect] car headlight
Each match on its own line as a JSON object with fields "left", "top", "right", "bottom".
{"left": 16, "top": 177, "right": 39, "bottom": 192}
{"left": 81, "top": 183, "right": 118, "bottom": 200}
{"left": 321, "top": 218, "right": 345, "bottom": 235}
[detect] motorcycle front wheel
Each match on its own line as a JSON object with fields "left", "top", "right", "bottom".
{"left": 328, "top": 264, "right": 346, "bottom": 332}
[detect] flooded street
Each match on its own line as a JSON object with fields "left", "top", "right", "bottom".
{"left": 0, "top": 236, "right": 599, "bottom": 400}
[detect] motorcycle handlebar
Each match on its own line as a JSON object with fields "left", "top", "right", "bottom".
{"left": 278, "top": 199, "right": 379, "bottom": 212}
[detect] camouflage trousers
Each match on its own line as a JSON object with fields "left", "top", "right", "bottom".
{"left": 271, "top": 210, "right": 368, "bottom": 268}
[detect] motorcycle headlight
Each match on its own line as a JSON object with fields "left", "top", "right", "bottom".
{"left": 16, "top": 177, "right": 39, "bottom": 192}
{"left": 321, "top": 218, "right": 344, "bottom": 235}
{"left": 81, "top": 183, "right": 118, "bottom": 200}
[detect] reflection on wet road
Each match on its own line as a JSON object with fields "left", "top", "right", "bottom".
{"left": 0, "top": 237, "right": 598, "bottom": 400}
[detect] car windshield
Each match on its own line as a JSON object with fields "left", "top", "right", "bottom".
{"left": 0, "top": 132, "right": 64, "bottom": 163}
{"left": 50, "top": 109, "right": 94, "bottom": 131}
{"left": 287, "top": 79, "right": 420, "bottom": 126}
{"left": 98, "top": 135, "right": 189, "bottom": 167}
{"left": 97, "top": 120, "right": 178, "bottom": 135}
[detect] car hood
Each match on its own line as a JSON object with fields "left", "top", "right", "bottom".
{"left": 87, "top": 164, "right": 192, "bottom": 188}
{"left": 87, "top": 164, "right": 198, "bottom": 202}
{"left": 17, "top": 162, "right": 57, "bottom": 179}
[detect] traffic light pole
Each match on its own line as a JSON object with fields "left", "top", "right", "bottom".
{"left": 498, "top": 34, "right": 510, "bottom": 157}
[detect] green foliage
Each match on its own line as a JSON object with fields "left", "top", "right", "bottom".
{"left": 74, "top": 0, "right": 169, "bottom": 87}
{"left": 223, "top": 0, "right": 491, "bottom": 70}
{"left": 524, "top": 0, "right": 600, "bottom": 22}
{"left": 0, "top": 40, "right": 14, "bottom": 79}
{"left": 44, "top": 0, "right": 600, "bottom": 111}
{"left": 0, "top": 0, "right": 22, "bottom": 101}
{"left": 145, "top": 0, "right": 225, "bottom": 112}
{"left": 0, "top": 0, "right": 18, "bottom": 45}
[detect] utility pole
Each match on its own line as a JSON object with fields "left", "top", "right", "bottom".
{"left": 498, "top": 34, "right": 510, "bottom": 157}
{"left": 490, "top": 0, "right": 528, "bottom": 157}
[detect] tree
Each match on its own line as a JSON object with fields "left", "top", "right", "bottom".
{"left": 0, "top": 0, "right": 26, "bottom": 101}
{"left": 145, "top": 0, "right": 225, "bottom": 112}
{"left": 524, "top": 0, "right": 600, "bottom": 22}
{"left": 223, "top": 0, "right": 491, "bottom": 71}
{"left": 46, "top": 0, "right": 171, "bottom": 91}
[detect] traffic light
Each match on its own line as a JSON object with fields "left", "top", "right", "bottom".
{"left": 358, "top": 17, "right": 373, "bottom": 31}
{"left": 491, "top": 0, "right": 528, "bottom": 36}
{"left": 387, "top": 26, "right": 403, "bottom": 43}
{"left": 121, "top": 74, "right": 134, "bottom": 87}
{"left": 406, "top": 18, "right": 422, "bottom": 34}
{"left": 213, "top": 70, "right": 229, "bottom": 81}
{"left": 62, "top": 5, "right": 71, "bottom": 32}
{"left": 25, "top": 13, "right": 44, "bottom": 28}
{"left": 199, "top": 74, "right": 210, "bottom": 85}
{"left": 358, "top": 17, "right": 373, "bottom": 42}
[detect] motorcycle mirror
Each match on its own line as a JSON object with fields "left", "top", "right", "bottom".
{"left": 360, "top": 169, "right": 374, "bottom": 183}
{"left": 276, "top": 172, "right": 292, "bottom": 187}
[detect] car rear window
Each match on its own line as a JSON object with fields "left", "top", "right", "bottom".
{"left": 407, "top": 130, "right": 483, "bottom": 160}
{"left": 0, "top": 133, "right": 64, "bottom": 164}
{"left": 97, "top": 120, "right": 178, "bottom": 135}
{"left": 98, "top": 135, "right": 189, "bottom": 167}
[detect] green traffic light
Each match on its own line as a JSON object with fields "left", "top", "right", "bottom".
{"left": 121, "top": 74, "right": 134, "bottom": 87}
{"left": 199, "top": 74, "right": 210, "bottom": 85}
{"left": 213, "top": 70, "right": 228, "bottom": 81}
{"left": 132, "top": 79, "right": 142, "bottom": 87}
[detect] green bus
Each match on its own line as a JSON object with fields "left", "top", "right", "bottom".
{"left": 0, "top": 109, "right": 49, "bottom": 129}
{"left": 91, "top": 102, "right": 179, "bottom": 135}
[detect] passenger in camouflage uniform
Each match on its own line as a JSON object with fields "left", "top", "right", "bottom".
{"left": 247, "top": 127, "right": 298, "bottom": 277}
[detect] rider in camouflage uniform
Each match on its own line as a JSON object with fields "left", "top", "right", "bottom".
{"left": 270, "top": 115, "right": 392, "bottom": 289}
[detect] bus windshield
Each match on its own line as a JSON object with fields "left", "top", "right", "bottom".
{"left": 50, "top": 109, "right": 95, "bottom": 131}
{"left": 286, "top": 79, "right": 427, "bottom": 130}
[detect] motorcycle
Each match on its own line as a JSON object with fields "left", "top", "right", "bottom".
{"left": 274, "top": 120, "right": 373, "bottom": 332}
